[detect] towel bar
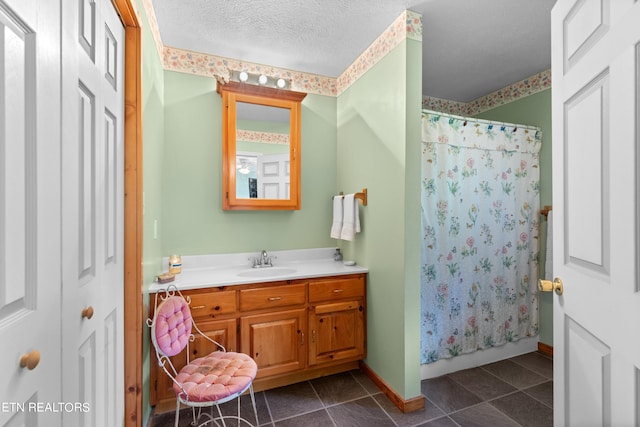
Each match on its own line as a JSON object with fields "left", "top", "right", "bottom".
{"left": 540, "top": 205, "right": 552, "bottom": 219}
{"left": 336, "top": 188, "right": 367, "bottom": 206}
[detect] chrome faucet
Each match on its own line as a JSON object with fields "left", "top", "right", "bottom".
{"left": 252, "top": 250, "right": 273, "bottom": 268}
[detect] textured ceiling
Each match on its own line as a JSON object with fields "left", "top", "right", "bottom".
{"left": 151, "top": 0, "right": 556, "bottom": 102}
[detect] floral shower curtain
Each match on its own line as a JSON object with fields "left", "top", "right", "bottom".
{"left": 420, "top": 111, "right": 541, "bottom": 364}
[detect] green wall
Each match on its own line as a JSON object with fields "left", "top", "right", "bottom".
{"left": 137, "top": 5, "right": 548, "bottom": 417}
{"left": 337, "top": 37, "right": 423, "bottom": 400}
{"left": 138, "top": 0, "right": 165, "bottom": 421}
{"left": 159, "top": 71, "right": 338, "bottom": 255}
{"left": 138, "top": 5, "right": 453, "bottom": 412}
{"left": 141, "top": 67, "right": 339, "bottom": 423}
{"left": 474, "top": 88, "right": 553, "bottom": 346}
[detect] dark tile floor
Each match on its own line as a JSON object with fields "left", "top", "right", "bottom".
{"left": 152, "top": 351, "right": 553, "bottom": 427}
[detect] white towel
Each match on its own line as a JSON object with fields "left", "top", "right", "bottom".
{"left": 340, "top": 194, "right": 360, "bottom": 241}
{"left": 330, "top": 195, "right": 343, "bottom": 239}
{"left": 544, "top": 210, "right": 553, "bottom": 280}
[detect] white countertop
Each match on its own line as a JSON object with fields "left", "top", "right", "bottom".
{"left": 149, "top": 248, "right": 368, "bottom": 293}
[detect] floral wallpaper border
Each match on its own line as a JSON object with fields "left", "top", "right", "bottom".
{"left": 423, "top": 69, "right": 552, "bottom": 116}
{"left": 162, "top": 46, "right": 338, "bottom": 96}
{"left": 237, "top": 130, "right": 289, "bottom": 145}
{"left": 141, "top": 1, "right": 547, "bottom": 110}
{"left": 141, "top": 2, "right": 422, "bottom": 97}
{"left": 141, "top": 0, "right": 164, "bottom": 59}
{"left": 336, "top": 10, "right": 422, "bottom": 94}
{"left": 406, "top": 10, "right": 423, "bottom": 42}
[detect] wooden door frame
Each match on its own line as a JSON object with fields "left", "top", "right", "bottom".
{"left": 111, "top": 0, "right": 143, "bottom": 425}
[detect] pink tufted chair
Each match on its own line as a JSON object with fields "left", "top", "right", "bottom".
{"left": 148, "top": 285, "right": 259, "bottom": 427}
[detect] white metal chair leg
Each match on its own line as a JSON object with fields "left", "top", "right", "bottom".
{"left": 174, "top": 399, "right": 181, "bottom": 427}
{"left": 249, "top": 386, "right": 259, "bottom": 426}
{"left": 215, "top": 404, "right": 226, "bottom": 427}
{"left": 192, "top": 406, "right": 200, "bottom": 426}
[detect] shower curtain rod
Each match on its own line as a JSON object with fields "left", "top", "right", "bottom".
{"left": 422, "top": 109, "right": 540, "bottom": 132}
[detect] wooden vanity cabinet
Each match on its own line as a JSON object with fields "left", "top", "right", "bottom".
{"left": 239, "top": 282, "right": 306, "bottom": 311}
{"left": 188, "top": 289, "right": 237, "bottom": 319}
{"left": 308, "top": 276, "right": 366, "bottom": 365}
{"left": 239, "top": 282, "right": 307, "bottom": 378}
{"left": 241, "top": 309, "right": 307, "bottom": 377}
{"left": 149, "top": 274, "right": 366, "bottom": 409}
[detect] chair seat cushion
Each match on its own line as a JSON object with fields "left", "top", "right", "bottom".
{"left": 174, "top": 351, "right": 258, "bottom": 403}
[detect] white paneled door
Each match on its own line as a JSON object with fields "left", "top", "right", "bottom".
{"left": 257, "top": 153, "right": 290, "bottom": 199}
{"left": 551, "top": 0, "right": 640, "bottom": 425}
{"left": 0, "top": 0, "right": 62, "bottom": 424}
{"left": 61, "top": 0, "right": 125, "bottom": 425}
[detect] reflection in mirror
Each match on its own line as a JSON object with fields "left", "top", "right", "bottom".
{"left": 235, "top": 152, "right": 257, "bottom": 198}
{"left": 218, "top": 81, "right": 306, "bottom": 210}
{"left": 235, "top": 103, "right": 290, "bottom": 200}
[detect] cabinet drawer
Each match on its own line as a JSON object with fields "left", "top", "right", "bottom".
{"left": 187, "top": 290, "right": 237, "bottom": 320}
{"left": 240, "top": 284, "right": 306, "bottom": 311}
{"left": 309, "top": 276, "right": 365, "bottom": 303}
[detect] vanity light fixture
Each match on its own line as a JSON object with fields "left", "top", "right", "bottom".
{"left": 229, "top": 70, "right": 291, "bottom": 90}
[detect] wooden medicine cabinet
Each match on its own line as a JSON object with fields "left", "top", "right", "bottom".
{"left": 218, "top": 81, "right": 306, "bottom": 210}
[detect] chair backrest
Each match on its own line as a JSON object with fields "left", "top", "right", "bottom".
{"left": 151, "top": 295, "right": 193, "bottom": 358}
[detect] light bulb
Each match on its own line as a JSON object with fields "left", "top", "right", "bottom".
{"left": 276, "top": 78, "right": 286, "bottom": 88}
{"left": 238, "top": 71, "right": 248, "bottom": 82}
{"left": 258, "top": 75, "right": 268, "bottom": 85}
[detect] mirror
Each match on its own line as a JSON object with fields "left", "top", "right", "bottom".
{"left": 235, "top": 103, "right": 290, "bottom": 199}
{"left": 218, "top": 82, "right": 306, "bottom": 210}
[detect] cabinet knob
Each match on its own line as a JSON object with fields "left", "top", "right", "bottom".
{"left": 20, "top": 350, "right": 41, "bottom": 370}
{"left": 81, "top": 306, "right": 94, "bottom": 319}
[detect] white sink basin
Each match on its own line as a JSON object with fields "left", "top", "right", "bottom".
{"left": 236, "top": 267, "right": 297, "bottom": 278}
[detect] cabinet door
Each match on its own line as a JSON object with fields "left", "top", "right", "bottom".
{"left": 192, "top": 318, "right": 238, "bottom": 356}
{"left": 309, "top": 300, "right": 364, "bottom": 366}
{"left": 152, "top": 318, "right": 237, "bottom": 404}
{"left": 241, "top": 309, "right": 306, "bottom": 378}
